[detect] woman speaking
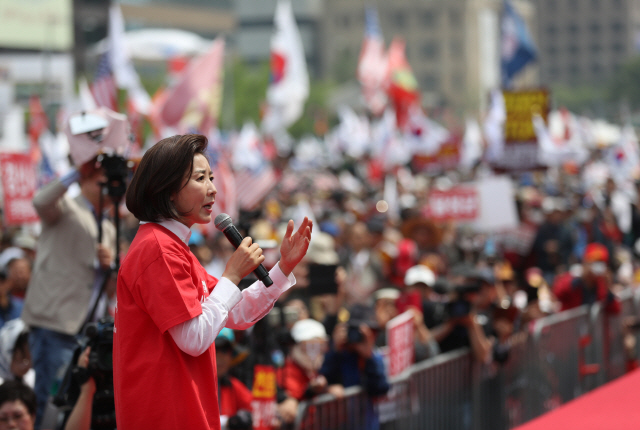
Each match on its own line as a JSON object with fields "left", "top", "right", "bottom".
{"left": 113, "top": 134, "right": 312, "bottom": 429}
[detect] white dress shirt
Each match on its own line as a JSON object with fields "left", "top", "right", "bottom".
{"left": 144, "top": 219, "right": 296, "bottom": 356}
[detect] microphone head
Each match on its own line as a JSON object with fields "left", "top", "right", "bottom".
{"left": 214, "top": 213, "right": 233, "bottom": 231}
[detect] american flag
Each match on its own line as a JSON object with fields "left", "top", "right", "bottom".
{"left": 126, "top": 97, "right": 143, "bottom": 158}
{"left": 229, "top": 124, "right": 279, "bottom": 211}
{"left": 235, "top": 165, "right": 278, "bottom": 211}
{"left": 205, "top": 145, "right": 238, "bottom": 230}
{"left": 28, "top": 96, "right": 58, "bottom": 186}
{"left": 91, "top": 52, "right": 118, "bottom": 111}
{"left": 357, "top": 6, "right": 388, "bottom": 116}
{"left": 28, "top": 95, "right": 47, "bottom": 163}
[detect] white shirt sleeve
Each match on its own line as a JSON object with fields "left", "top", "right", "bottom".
{"left": 226, "top": 263, "right": 296, "bottom": 330}
{"left": 168, "top": 262, "right": 295, "bottom": 356}
{"left": 168, "top": 277, "right": 242, "bottom": 356}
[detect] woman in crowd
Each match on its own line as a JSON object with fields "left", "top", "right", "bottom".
{"left": 113, "top": 134, "right": 312, "bottom": 430}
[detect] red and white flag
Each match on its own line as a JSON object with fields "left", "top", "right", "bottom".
{"left": 460, "top": 118, "right": 483, "bottom": 170}
{"left": 386, "top": 37, "right": 420, "bottom": 130}
{"left": 404, "top": 105, "right": 450, "bottom": 156}
{"left": 108, "top": 3, "right": 151, "bottom": 115}
{"left": 156, "top": 37, "right": 225, "bottom": 133}
{"left": 261, "top": 1, "right": 309, "bottom": 134}
{"left": 483, "top": 89, "right": 506, "bottom": 162}
{"left": 357, "top": 6, "right": 388, "bottom": 116}
{"left": 79, "top": 77, "right": 98, "bottom": 111}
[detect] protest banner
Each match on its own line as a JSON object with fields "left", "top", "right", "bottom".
{"left": 387, "top": 310, "right": 415, "bottom": 378}
{"left": 492, "top": 89, "right": 549, "bottom": 171}
{"left": 251, "top": 364, "right": 278, "bottom": 430}
{"left": 423, "top": 176, "right": 519, "bottom": 232}
{"left": 0, "top": 152, "right": 39, "bottom": 225}
{"left": 425, "top": 185, "right": 479, "bottom": 222}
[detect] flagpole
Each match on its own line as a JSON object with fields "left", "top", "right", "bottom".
{"left": 222, "top": 51, "right": 236, "bottom": 131}
{"left": 41, "top": 15, "right": 57, "bottom": 108}
{"left": 499, "top": 0, "right": 508, "bottom": 90}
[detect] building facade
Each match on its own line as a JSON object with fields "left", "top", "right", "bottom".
{"left": 534, "top": 0, "right": 640, "bottom": 86}
{"left": 320, "top": 0, "right": 517, "bottom": 114}
{"left": 234, "top": 0, "right": 323, "bottom": 76}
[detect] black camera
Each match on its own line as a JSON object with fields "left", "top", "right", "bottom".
{"left": 228, "top": 409, "right": 253, "bottom": 430}
{"left": 98, "top": 153, "right": 129, "bottom": 199}
{"left": 446, "top": 297, "right": 472, "bottom": 318}
{"left": 54, "top": 317, "right": 116, "bottom": 430}
{"left": 84, "top": 317, "right": 115, "bottom": 374}
{"left": 445, "top": 281, "right": 482, "bottom": 318}
{"left": 347, "top": 323, "right": 364, "bottom": 344}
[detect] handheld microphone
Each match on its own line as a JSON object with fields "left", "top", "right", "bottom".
{"left": 214, "top": 213, "right": 273, "bottom": 287}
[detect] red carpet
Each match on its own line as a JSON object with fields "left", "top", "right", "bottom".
{"left": 514, "top": 369, "right": 640, "bottom": 430}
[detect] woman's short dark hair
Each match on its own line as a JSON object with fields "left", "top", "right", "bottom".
{"left": 126, "top": 134, "right": 209, "bottom": 222}
{"left": 0, "top": 380, "right": 36, "bottom": 416}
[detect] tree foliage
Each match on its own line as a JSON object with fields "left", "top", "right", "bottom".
{"left": 551, "top": 55, "right": 640, "bottom": 121}
{"left": 219, "top": 58, "right": 270, "bottom": 130}
{"left": 608, "top": 55, "right": 640, "bottom": 112}
{"left": 219, "top": 58, "right": 335, "bottom": 138}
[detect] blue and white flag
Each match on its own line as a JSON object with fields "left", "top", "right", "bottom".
{"left": 501, "top": 0, "right": 537, "bottom": 87}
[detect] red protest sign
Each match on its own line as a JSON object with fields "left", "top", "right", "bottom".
{"left": 386, "top": 310, "right": 414, "bottom": 377}
{"left": 252, "top": 364, "right": 277, "bottom": 430}
{"left": 425, "top": 186, "right": 479, "bottom": 222}
{"left": 0, "top": 153, "right": 39, "bottom": 225}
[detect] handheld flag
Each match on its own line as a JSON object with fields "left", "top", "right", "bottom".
{"left": 501, "top": 0, "right": 537, "bottom": 87}
{"left": 262, "top": 1, "right": 309, "bottom": 135}
{"left": 357, "top": 6, "right": 388, "bottom": 115}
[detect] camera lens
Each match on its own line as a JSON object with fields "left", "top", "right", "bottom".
{"left": 347, "top": 325, "right": 364, "bottom": 344}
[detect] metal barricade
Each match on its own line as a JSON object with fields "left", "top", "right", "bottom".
{"left": 293, "top": 385, "right": 369, "bottom": 430}
{"left": 293, "top": 290, "right": 640, "bottom": 430}
{"left": 604, "top": 289, "right": 637, "bottom": 380}
{"left": 529, "top": 305, "right": 593, "bottom": 402}
{"left": 490, "top": 333, "right": 537, "bottom": 428}
{"left": 385, "top": 348, "right": 473, "bottom": 430}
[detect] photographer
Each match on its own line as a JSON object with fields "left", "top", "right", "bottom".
{"left": 319, "top": 304, "right": 389, "bottom": 430}
{"left": 62, "top": 347, "right": 94, "bottom": 430}
{"left": 53, "top": 316, "right": 115, "bottom": 430}
{"left": 433, "top": 266, "right": 507, "bottom": 364}
{"left": 21, "top": 157, "right": 116, "bottom": 428}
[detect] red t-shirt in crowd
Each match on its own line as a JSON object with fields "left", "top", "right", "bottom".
{"left": 552, "top": 272, "right": 621, "bottom": 314}
{"left": 114, "top": 223, "right": 222, "bottom": 429}
{"left": 276, "top": 358, "right": 312, "bottom": 401}
{"left": 219, "top": 376, "right": 253, "bottom": 417}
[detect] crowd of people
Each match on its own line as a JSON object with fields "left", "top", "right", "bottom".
{"left": 0, "top": 131, "right": 639, "bottom": 429}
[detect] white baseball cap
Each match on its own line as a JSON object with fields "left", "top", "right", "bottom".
{"left": 290, "top": 319, "right": 328, "bottom": 343}
{"left": 404, "top": 265, "right": 436, "bottom": 287}
{"left": 374, "top": 288, "right": 401, "bottom": 301}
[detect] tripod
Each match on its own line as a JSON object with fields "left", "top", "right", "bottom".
{"left": 86, "top": 154, "right": 128, "bottom": 324}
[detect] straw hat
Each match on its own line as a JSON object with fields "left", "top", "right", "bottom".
{"left": 306, "top": 232, "right": 339, "bottom": 265}
{"left": 400, "top": 216, "right": 442, "bottom": 247}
